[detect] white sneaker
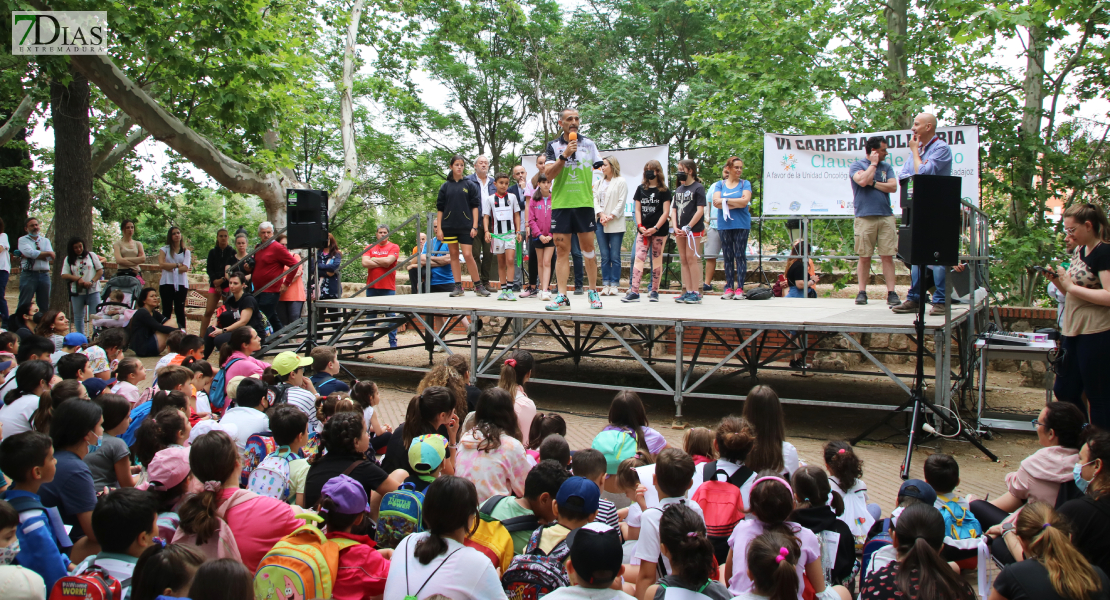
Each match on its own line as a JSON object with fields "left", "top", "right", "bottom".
{"left": 541, "top": 291, "right": 551, "bottom": 301}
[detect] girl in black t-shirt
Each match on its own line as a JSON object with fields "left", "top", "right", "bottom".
{"left": 1058, "top": 429, "right": 1110, "bottom": 576}
{"left": 672, "top": 159, "right": 707, "bottom": 304}
{"left": 623, "top": 160, "right": 671, "bottom": 302}
{"left": 204, "top": 272, "right": 265, "bottom": 359}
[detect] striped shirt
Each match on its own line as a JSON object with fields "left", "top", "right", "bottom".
{"left": 594, "top": 497, "right": 620, "bottom": 532}
{"left": 283, "top": 385, "right": 322, "bottom": 434}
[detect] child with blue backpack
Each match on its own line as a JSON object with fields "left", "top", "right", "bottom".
{"left": 924, "top": 453, "right": 982, "bottom": 565}
{"left": 250, "top": 405, "right": 310, "bottom": 506}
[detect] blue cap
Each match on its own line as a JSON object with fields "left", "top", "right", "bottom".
{"left": 556, "top": 476, "right": 600, "bottom": 515}
{"left": 899, "top": 479, "right": 937, "bottom": 506}
{"left": 82, "top": 377, "right": 110, "bottom": 399}
{"left": 63, "top": 332, "right": 88, "bottom": 347}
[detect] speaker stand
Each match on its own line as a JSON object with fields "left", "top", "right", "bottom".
{"left": 850, "top": 266, "right": 997, "bottom": 478}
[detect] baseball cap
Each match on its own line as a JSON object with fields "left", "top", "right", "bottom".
{"left": 272, "top": 351, "right": 313, "bottom": 376}
{"left": 320, "top": 474, "right": 371, "bottom": 515}
{"left": 188, "top": 420, "right": 239, "bottom": 445}
{"left": 0, "top": 360, "right": 11, "bottom": 373}
{"left": 82, "top": 377, "right": 109, "bottom": 399}
{"left": 63, "top": 333, "right": 88, "bottom": 347}
{"left": 556, "top": 476, "right": 601, "bottom": 515}
{"left": 898, "top": 479, "right": 937, "bottom": 506}
{"left": 566, "top": 522, "right": 623, "bottom": 585}
{"left": 408, "top": 434, "right": 448, "bottom": 475}
{"left": 0, "top": 564, "right": 47, "bottom": 600}
{"left": 226, "top": 375, "right": 255, "bottom": 400}
{"left": 138, "top": 446, "right": 192, "bottom": 491}
{"left": 591, "top": 430, "right": 637, "bottom": 475}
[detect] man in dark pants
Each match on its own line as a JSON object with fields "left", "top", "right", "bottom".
{"left": 252, "top": 221, "right": 300, "bottom": 333}
{"left": 465, "top": 155, "right": 497, "bottom": 297}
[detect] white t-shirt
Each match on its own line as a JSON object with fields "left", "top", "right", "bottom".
{"left": 0, "top": 232, "right": 10, "bottom": 271}
{"left": 155, "top": 353, "right": 179, "bottom": 372}
{"left": 383, "top": 534, "right": 507, "bottom": 600}
{"left": 220, "top": 407, "right": 270, "bottom": 449}
{"left": 195, "top": 391, "right": 212, "bottom": 415}
{"left": 61, "top": 253, "right": 103, "bottom": 294}
{"left": 543, "top": 587, "right": 636, "bottom": 600}
{"left": 159, "top": 246, "right": 191, "bottom": 288}
{"left": 633, "top": 496, "right": 705, "bottom": 574}
{"left": 0, "top": 394, "right": 40, "bottom": 440}
{"left": 363, "top": 406, "right": 375, "bottom": 432}
{"left": 782, "top": 441, "right": 801, "bottom": 476}
{"left": 0, "top": 366, "right": 18, "bottom": 401}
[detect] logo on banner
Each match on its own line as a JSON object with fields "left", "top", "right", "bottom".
{"left": 789, "top": 201, "right": 801, "bottom": 212}
{"left": 780, "top": 154, "right": 798, "bottom": 171}
{"left": 810, "top": 201, "right": 828, "bottom": 213}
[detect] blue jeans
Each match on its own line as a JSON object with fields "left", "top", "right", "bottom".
{"left": 597, "top": 231, "right": 624, "bottom": 287}
{"left": 0, "top": 270, "right": 9, "bottom": 322}
{"left": 787, "top": 286, "right": 804, "bottom": 298}
{"left": 18, "top": 270, "right": 50, "bottom": 311}
{"left": 71, "top": 291, "right": 99, "bottom": 335}
{"left": 256, "top": 291, "right": 283, "bottom": 332}
{"left": 366, "top": 288, "right": 398, "bottom": 346}
{"left": 906, "top": 265, "right": 946, "bottom": 304}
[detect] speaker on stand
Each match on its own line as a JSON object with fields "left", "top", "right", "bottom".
{"left": 286, "top": 189, "right": 330, "bottom": 351}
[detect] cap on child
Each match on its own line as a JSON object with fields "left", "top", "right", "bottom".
{"left": 320, "top": 474, "right": 371, "bottom": 515}
{"left": 566, "top": 522, "right": 623, "bottom": 585}
{"left": 63, "top": 332, "right": 88, "bottom": 348}
{"left": 272, "top": 351, "right": 313, "bottom": 376}
{"left": 899, "top": 479, "right": 937, "bottom": 506}
{"left": 408, "top": 434, "right": 448, "bottom": 475}
{"left": 556, "top": 476, "right": 601, "bottom": 514}
{"left": 138, "top": 446, "right": 192, "bottom": 491}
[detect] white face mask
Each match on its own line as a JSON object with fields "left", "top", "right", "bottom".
{"left": 0, "top": 539, "right": 20, "bottom": 565}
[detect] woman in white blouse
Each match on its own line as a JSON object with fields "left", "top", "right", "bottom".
{"left": 158, "top": 226, "right": 191, "bottom": 333}
{"left": 60, "top": 237, "right": 104, "bottom": 336}
{"left": 594, "top": 155, "right": 628, "bottom": 296}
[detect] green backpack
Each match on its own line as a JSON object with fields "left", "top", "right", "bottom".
{"left": 254, "top": 516, "right": 358, "bottom": 600}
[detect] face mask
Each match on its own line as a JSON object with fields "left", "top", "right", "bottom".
{"left": 0, "top": 539, "right": 19, "bottom": 565}
{"left": 645, "top": 170, "right": 656, "bottom": 180}
{"left": 1074, "top": 460, "right": 1095, "bottom": 493}
{"left": 87, "top": 432, "right": 102, "bottom": 455}
{"left": 676, "top": 172, "right": 688, "bottom": 182}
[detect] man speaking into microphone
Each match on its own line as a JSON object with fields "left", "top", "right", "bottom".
{"left": 543, "top": 108, "right": 605, "bottom": 311}
{"left": 891, "top": 112, "right": 954, "bottom": 316}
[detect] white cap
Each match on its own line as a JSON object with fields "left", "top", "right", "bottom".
{"left": 188, "top": 420, "right": 239, "bottom": 445}
{"left": 0, "top": 566, "right": 46, "bottom": 600}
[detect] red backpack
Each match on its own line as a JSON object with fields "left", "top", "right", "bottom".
{"left": 691, "top": 461, "right": 754, "bottom": 563}
{"left": 49, "top": 568, "right": 124, "bottom": 600}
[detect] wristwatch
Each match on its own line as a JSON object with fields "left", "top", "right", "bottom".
{"left": 1000, "top": 522, "right": 1015, "bottom": 536}
{"left": 558, "top": 155, "right": 568, "bottom": 162}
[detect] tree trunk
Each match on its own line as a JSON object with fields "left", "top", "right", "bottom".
{"left": 0, "top": 112, "right": 33, "bottom": 260}
{"left": 1014, "top": 24, "right": 1046, "bottom": 226}
{"left": 884, "top": 0, "right": 912, "bottom": 129}
{"left": 50, "top": 65, "right": 94, "bottom": 314}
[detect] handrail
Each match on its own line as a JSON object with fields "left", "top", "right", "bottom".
{"left": 228, "top": 226, "right": 288, "bottom": 274}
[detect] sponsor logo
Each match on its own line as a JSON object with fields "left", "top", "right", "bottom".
{"left": 780, "top": 154, "right": 798, "bottom": 171}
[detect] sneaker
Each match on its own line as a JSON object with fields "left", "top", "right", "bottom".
{"left": 688, "top": 292, "right": 702, "bottom": 304}
{"left": 789, "top": 357, "right": 807, "bottom": 369}
{"left": 519, "top": 288, "right": 534, "bottom": 298}
{"left": 722, "top": 288, "right": 734, "bottom": 300}
{"left": 475, "top": 284, "right": 491, "bottom": 297}
{"left": 734, "top": 289, "right": 745, "bottom": 299}
{"left": 621, "top": 291, "right": 641, "bottom": 303}
{"left": 702, "top": 283, "right": 714, "bottom": 292}
{"left": 505, "top": 290, "right": 518, "bottom": 301}
{"left": 855, "top": 291, "right": 868, "bottom": 305}
{"left": 603, "top": 285, "right": 612, "bottom": 297}
{"left": 674, "top": 292, "right": 687, "bottom": 304}
{"left": 929, "top": 303, "right": 945, "bottom": 316}
{"left": 546, "top": 293, "right": 571, "bottom": 311}
{"left": 496, "top": 289, "right": 507, "bottom": 301}
{"left": 891, "top": 299, "right": 920, "bottom": 314}
{"left": 450, "top": 283, "right": 464, "bottom": 297}
{"left": 541, "top": 290, "right": 551, "bottom": 301}
{"left": 649, "top": 291, "right": 659, "bottom": 302}
{"left": 887, "top": 291, "right": 900, "bottom": 306}
{"left": 588, "top": 290, "right": 603, "bottom": 309}
{"left": 573, "top": 287, "right": 585, "bottom": 295}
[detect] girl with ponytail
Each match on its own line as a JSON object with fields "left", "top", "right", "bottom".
{"left": 646, "top": 502, "right": 733, "bottom": 599}
{"left": 823, "top": 440, "right": 878, "bottom": 546}
{"left": 497, "top": 350, "right": 535, "bottom": 444}
{"left": 726, "top": 476, "right": 850, "bottom": 599}
{"left": 991, "top": 501, "right": 1109, "bottom": 600}
{"left": 174, "top": 430, "right": 299, "bottom": 569}
{"left": 133, "top": 407, "right": 191, "bottom": 468}
{"left": 382, "top": 476, "right": 506, "bottom": 600}
{"left": 743, "top": 531, "right": 803, "bottom": 600}
{"left": 455, "top": 387, "right": 530, "bottom": 501}
{"left": 603, "top": 390, "right": 669, "bottom": 455}
{"left": 0, "top": 359, "right": 54, "bottom": 435}
{"left": 381, "top": 385, "right": 460, "bottom": 475}
{"left": 789, "top": 465, "right": 857, "bottom": 586}
{"left": 859, "top": 503, "right": 972, "bottom": 600}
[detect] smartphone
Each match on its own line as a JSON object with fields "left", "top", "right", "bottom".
{"left": 1034, "top": 265, "right": 1057, "bottom": 278}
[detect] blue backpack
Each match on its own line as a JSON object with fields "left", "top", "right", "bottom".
{"left": 861, "top": 517, "right": 893, "bottom": 588}
{"left": 937, "top": 494, "right": 981, "bottom": 540}
{"left": 375, "top": 483, "right": 424, "bottom": 549}
{"left": 208, "top": 357, "right": 242, "bottom": 414}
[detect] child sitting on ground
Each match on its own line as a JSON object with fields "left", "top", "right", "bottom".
{"left": 405, "top": 434, "right": 449, "bottom": 493}
{"left": 317, "top": 474, "right": 391, "bottom": 599}
{"left": 351, "top": 380, "right": 392, "bottom": 453}
{"left": 789, "top": 465, "right": 858, "bottom": 587}
{"left": 539, "top": 434, "right": 571, "bottom": 469}
{"left": 683, "top": 427, "right": 717, "bottom": 466}
{"left": 634, "top": 448, "right": 702, "bottom": 599}
{"left": 526, "top": 413, "right": 567, "bottom": 464}
{"left": 573, "top": 449, "right": 620, "bottom": 530}
{"left": 542, "top": 522, "right": 634, "bottom": 600}
{"left": 85, "top": 393, "right": 137, "bottom": 489}
{"left": 923, "top": 453, "right": 982, "bottom": 564}
{"left": 862, "top": 478, "right": 938, "bottom": 578}
{"left": 111, "top": 358, "right": 147, "bottom": 407}
{"left": 616, "top": 454, "right": 650, "bottom": 541}
{"left": 136, "top": 446, "right": 193, "bottom": 539}
{"left": 484, "top": 459, "right": 569, "bottom": 555}
{"left": 645, "top": 503, "right": 732, "bottom": 599}
{"left": 131, "top": 542, "right": 206, "bottom": 600}
{"left": 0, "top": 433, "right": 72, "bottom": 590}
{"left": 252, "top": 405, "right": 310, "bottom": 507}
{"left": 824, "top": 440, "right": 879, "bottom": 548}
{"left": 86, "top": 488, "right": 160, "bottom": 594}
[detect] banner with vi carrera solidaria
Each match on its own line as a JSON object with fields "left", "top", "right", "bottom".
{"left": 761, "top": 126, "right": 980, "bottom": 216}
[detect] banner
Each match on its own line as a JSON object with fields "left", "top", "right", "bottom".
{"left": 762, "top": 126, "right": 980, "bottom": 216}
{"left": 523, "top": 144, "right": 669, "bottom": 217}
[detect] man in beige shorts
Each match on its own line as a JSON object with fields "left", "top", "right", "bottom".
{"left": 849, "top": 136, "right": 900, "bottom": 305}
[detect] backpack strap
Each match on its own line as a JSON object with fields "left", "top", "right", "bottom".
{"left": 726, "top": 465, "right": 755, "bottom": 488}
{"left": 500, "top": 514, "right": 541, "bottom": 533}
{"left": 701, "top": 461, "right": 718, "bottom": 483}
{"left": 342, "top": 460, "right": 364, "bottom": 477}
{"left": 405, "top": 546, "right": 462, "bottom": 598}
{"left": 479, "top": 495, "right": 507, "bottom": 518}
{"left": 4, "top": 494, "right": 44, "bottom": 513}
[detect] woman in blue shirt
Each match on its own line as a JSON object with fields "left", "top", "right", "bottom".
{"left": 712, "top": 157, "right": 752, "bottom": 299}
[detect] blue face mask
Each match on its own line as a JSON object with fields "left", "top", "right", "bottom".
{"left": 1074, "top": 460, "right": 1095, "bottom": 493}
{"left": 87, "top": 432, "right": 102, "bottom": 455}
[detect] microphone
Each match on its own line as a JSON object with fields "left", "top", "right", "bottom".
{"left": 568, "top": 131, "right": 577, "bottom": 161}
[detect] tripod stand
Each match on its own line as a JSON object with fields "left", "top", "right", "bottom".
{"left": 851, "top": 268, "right": 998, "bottom": 479}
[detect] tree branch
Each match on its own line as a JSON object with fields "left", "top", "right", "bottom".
{"left": 0, "top": 95, "right": 35, "bottom": 147}
{"left": 331, "top": 0, "right": 364, "bottom": 218}
{"left": 92, "top": 127, "right": 150, "bottom": 177}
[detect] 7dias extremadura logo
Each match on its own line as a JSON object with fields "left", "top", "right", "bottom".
{"left": 12, "top": 11, "right": 108, "bottom": 55}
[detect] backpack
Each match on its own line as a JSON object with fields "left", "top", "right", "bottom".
{"left": 302, "top": 429, "right": 322, "bottom": 461}
{"left": 937, "top": 494, "right": 980, "bottom": 540}
{"left": 49, "top": 568, "right": 124, "bottom": 600}
{"left": 469, "top": 495, "right": 540, "bottom": 572}
{"left": 691, "top": 461, "right": 754, "bottom": 564}
{"left": 861, "top": 518, "right": 893, "bottom": 586}
{"left": 170, "top": 489, "right": 256, "bottom": 563}
{"left": 249, "top": 449, "right": 299, "bottom": 503}
{"left": 500, "top": 523, "right": 571, "bottom": 598}
{"left": 375, "top": 483, "right": 425, "bottom": 550}
{"left": 254, "top": 521, "right": 359, "bottom": 600}
{"left": 208, "top": 357, "right": 242, "bottom": 414}
{"left": 772, "top": 274, "right": 788, "bottom": 297}
{"left": 266, "top": 383, "right": 292, "bottom": 407}
{"left": 241, "top": 433, "right": 277, "bottom": 488}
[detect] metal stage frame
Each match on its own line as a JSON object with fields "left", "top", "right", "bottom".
{"left": 314, "top": 294, "right": 988, "bottom": 419}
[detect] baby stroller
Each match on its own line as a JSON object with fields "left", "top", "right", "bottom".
{"left": 91, "top": 275, "right": 144, "bottom": 334}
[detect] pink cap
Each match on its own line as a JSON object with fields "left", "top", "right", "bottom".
{"left": 138, "top": 446, "right": 191, "bottom": 491}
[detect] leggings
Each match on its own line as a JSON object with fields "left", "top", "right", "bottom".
{"left": 630, "top": 235, "right": 666, "bottom": 293}
{"left": 159, "top": 284, "right": 189, "bottom": 330}
{"left": 720, "top": 228, "right": 750, "bottom": 290}
{"left": 1054, "top": 329, "right": 1110, "bottom": 429}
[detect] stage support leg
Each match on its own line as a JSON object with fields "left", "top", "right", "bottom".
{"left": 674, "top": 322, "right": 684, "bottom": 420}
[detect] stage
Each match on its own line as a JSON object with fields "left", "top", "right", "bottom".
{"left": 309, "top": 292, "right": 987, "bottom": 419}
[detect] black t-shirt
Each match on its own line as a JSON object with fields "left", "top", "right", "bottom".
{"left": 787, "top": 259, "right": 806, "bottom": 287}
{"left": 465, "top": 385, "right": 481, "bottom": 414}
{"left": 303, "top": 452, "right": 389, "bottom": 509}
{"left": 673, "top": 182, "right": 706, "bottom": 233}
{"left": 1077, "top": 242, "right": 1110, "bottom": 275}
{"left": 994, "top": 559, "right": 1110, "bottom": 600}
{"left": 381, "top": 423, "right": 453, "bottom": 476}
{"left": 222, "top": 293, "right": 265, "bottom": 334}
{"left": 634, "top": 186, "right": 672, "bottom": 236}
{"left": 1060, "top": 495, "right": 1110, "bottom": 574}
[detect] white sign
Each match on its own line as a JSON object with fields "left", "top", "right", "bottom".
{"left": 762, "top": 126, "right": 980, "bottom": 215}
{"left": 523, "top": 144, "right": 670, "bottom": 217}
{"left": 12, "top": 12, "right": 108, "bottom": 55}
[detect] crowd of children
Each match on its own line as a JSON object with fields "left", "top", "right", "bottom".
{"left": 1, "top": 327, "right": 1109, "bottom": 600}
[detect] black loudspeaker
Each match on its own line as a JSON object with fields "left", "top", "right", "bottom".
{"left": 897, "top": 175, "right": 961, "bottom": 266}
{"left": 286, "top": 189, "right": 329, "bottom": 249}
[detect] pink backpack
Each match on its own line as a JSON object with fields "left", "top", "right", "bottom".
{"left": 171, "top": 489, "right": 258, "bottom": 562}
